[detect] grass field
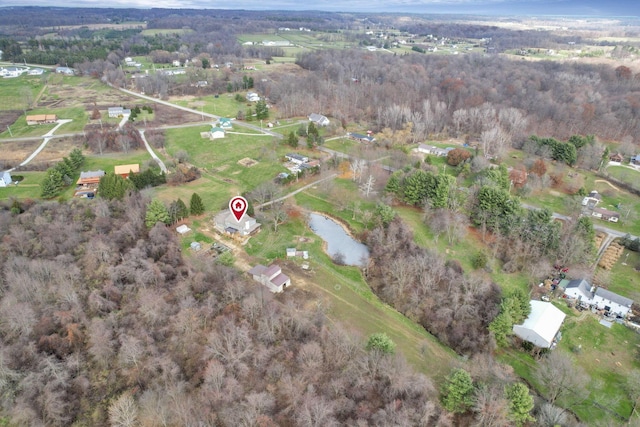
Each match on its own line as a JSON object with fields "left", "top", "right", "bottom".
{"left": 607, "top": 249, "right": 640, "bottom": 301}
{"left": 499, "top": 303, "right": 640, "bottom": 424}
{"left": 243, "top": 213, "right": 459, "bottom": 379}
{"left": 173, "top": 93, "right": 249, "bottom": 119}
{"left": 140, "top": 28, "right": 193, "bottom": 36}
{"left": 0, "top": 74, "right": 46, "bottom": 111}
{"left": 606, "top": 165, "right": 640, "bottom": 191}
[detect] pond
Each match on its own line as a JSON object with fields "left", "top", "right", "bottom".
{"left": 308, "top": 213, "right": 370, "bottom": 267}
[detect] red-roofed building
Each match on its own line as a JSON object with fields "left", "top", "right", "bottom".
{"left": 248, "top": 263, "right": 291, "bottom": 293}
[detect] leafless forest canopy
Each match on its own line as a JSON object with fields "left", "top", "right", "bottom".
{"left": 0, "top": 198, "right": 453, "bottom": 426}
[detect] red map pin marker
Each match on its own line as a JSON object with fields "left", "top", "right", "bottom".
{"left": 229, "top": 196, "right": 248, "bottom": 222}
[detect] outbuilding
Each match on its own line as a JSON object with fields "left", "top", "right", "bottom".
{"left": 513, "top": 300, "right": 566, "bottom": 348}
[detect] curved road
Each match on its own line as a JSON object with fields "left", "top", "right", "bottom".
{"left": 8, "top": 119, "right": 72, "bottom": 172}
{"left": 139, "top": 130, "right": 167, "bottom": 173}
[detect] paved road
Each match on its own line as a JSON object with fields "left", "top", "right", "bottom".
{"left": 8, "top": 119, "right": 72, "bottom": 172}
{"left": 139, "top": 130, "right": 167, "bottom": 173}
{"left": 116, "top": 86, "right": 283, "bottom": 139}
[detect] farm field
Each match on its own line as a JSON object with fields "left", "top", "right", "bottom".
{"left": 606, "top": 165, "right": 640, "bottom": 192}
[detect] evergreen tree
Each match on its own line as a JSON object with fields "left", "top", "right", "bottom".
{"left": 41, "top": 169, "right": 64, "bottom": 198}
{"left": 505, "top": 383, "right": 535, "bottom": 426}
{"left": 98, "top": 173, "right": 133, "bottom": 200}
{"left": 145, "top": 200, "right": 170, "bottom": 228}
{"left": 69, "top": 148, "right": 85, "bottom": 169}
{"left": 286, "top": 131, "right": 298, "bottom": 148}
{"left": 255, "top": 99, "right": 269, "bottom": 120}
{"left": 440, "top": 368, "right": 475, "bottom": 414}
{"left": 190, "top": 193, "right": 205, "bottom": 215}
{"left": 169, "top": 198, "right": 189, "bottom": 223}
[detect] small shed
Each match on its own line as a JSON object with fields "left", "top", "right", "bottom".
{"left": 286, "top": 248, "right": 297, "bottom": 257}
{"left": 190, "top": 242, "right": 202, "bottom": 251}
{"left": 210, "top": 127, "right": 225, "bottom": 140}
{"left": 176, "top": 224, "right": 191, "bottom": 235}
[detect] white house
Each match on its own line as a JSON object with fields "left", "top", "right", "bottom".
{"left": 0, "top": 171, "right": 13, "bottom": 187}
{"left": 172, "top": 60, "right": 181, "bottom": 67}
{"left": 285, "top": 153, "right": 309, "bottom": 164}
{"left": 415, "top": 144, "right": 453, "bottom": 157}
{"left": 308, "top": 113, "right": 330, "bottom": 127}
{"left": 108, "top": 107, "right": 131, "bottom": 118}
{"left": 563, "top": 278, "right": 633, "bottom": 317}
{"left": 55, "top": 66, "right": 74, "bottom": 75}
{"left": 27, "top": 68, "right": 44, "bottom": 76}
{"left": 513, "top": 300, "right": 566, "bottom": 348}
{"left": 210, "top": 127, "right": 225, "bottom": 140}
{"left": 246, "top": 92, "right": 260, "bottom": 102}
{"left": 592, "top": 288, "right": 633, "bottom": 317}
{"left": 248, "top": 264, "right": 291, "bottom": 293}
{"left": 214, "top": 211, "right": 261, "bottom": 237}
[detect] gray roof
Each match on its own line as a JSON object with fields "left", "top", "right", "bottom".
{"left": 565, "top": 279, "right": 593, "bottom": 299}
{"left": 79, "top": 170, "right": 105, "bottom": 179}
{"left": 595, "top": 288, "right": 633, "bottom": 308}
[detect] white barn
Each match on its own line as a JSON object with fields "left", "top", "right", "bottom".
{"left": 0, "top": 171, "right": 12, "bottom": 187}
{"left": 513, "top": 300, "right": 566, "bottom": 348}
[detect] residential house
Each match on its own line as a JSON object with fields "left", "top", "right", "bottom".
{"left": 248, "top": 264, "right": 291, "bottom": 293}
{"left": 632, "top": 155, "right": 640, "bottom": 166}
{"left": 563, "top": 278, "right": 594, "bottom": 302}
{"left": 246, "top": 92, "right": 260, "bottom": 102}
{"left": 592, "top": 207, "right": 620, "bottom": 223}
{"left": 513, "top": 300, "right": 566, "bottom": 348}
{"left": 76, "top": 170, "right": 105, "bottom": 187}
{"left": 26, "top": 114, "right": 57, "bottom": 125}
{"left": 609, "top": 152, "right": 624, "bottom": 163}
{"left": 55, "top": 66, "right": 74, "bottom": 75}
{"left": 261, "top": 40, "right": 291, "bottom": 47}
{"left": 114, "top": 164, "right": 140, "bottom": 178}
{"left": 415, "top": 144, "right": 451, "bottom": 157}
{"left": 108, "top": 107, "right": 131, "bottom": 118}
{"left": 172, "top": 60, "right": 181, "bottom": 67}
{"left": 213, "top": 211, "right": 261, "bottom": 237}
{"left": 285, "top": 153, "right": 309, "bottom": 164}
{"left": 217, "top": 118, "right": 233, "bottom": 129}
{"left": 593, "top": 288, "right": 633, "bottom": 317}
{"left": 562, "top": 278, "right": 633, "bottom": 317}
{"left": 348, "top": 132, "right": 375, "bottom": 143}
{"left": 209, "top": 127, "right": 225, "bottom": 140}
{"left": 0, "top": 171, "right": 12, "bottom": 187}
{"left": 581, "top": 190, "right": 602, "bottom": 208}
{"left": 308, "top": 113, "right": 330, "bottom": 127}
{"left": 27, "top": 68, "right": 44, "bottom": 76}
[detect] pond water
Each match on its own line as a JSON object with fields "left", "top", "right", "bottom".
{"left": 308, "top": 213, "right": 370, "bottom": 267}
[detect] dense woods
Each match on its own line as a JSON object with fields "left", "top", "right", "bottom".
{"left": 366, "top": 219, "right": 502, "bottom": 355}
{"left": 0, "top": 198, "right": 452, "bottom": 426}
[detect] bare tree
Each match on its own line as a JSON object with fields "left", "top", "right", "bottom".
{"left": 359, "top": 174, "right": 377, "bottom": 198}
{"left": 108, "top": 392, "right": 138, "bottom": 427}
{"left": 534, "top": 351, "right": 589, "bottom": 406}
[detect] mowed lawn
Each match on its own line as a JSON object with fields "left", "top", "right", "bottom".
{"left": 154, "top": 125, "right": 288, "bottom": 211}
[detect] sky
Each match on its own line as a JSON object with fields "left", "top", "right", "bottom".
{"left": 1, "top": 0, "right": 636, "bottom": 17}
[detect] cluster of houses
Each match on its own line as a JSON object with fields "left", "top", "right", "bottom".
{"left": 561, "top": 278, "right": 633, "bottom": 317}
{"left": 581, "top": 190, "right": 620, "bottom": 223}
{"left": 0, "top": 66, "right": 43, "bottom": 78}
{"left": 74, "top": 164, "right": 139, "bottom": 198}
{"left": 609, "top": 152, "right": 640, "bottom": 166}
{"left": 511, "top": 277, "right": 634, "bottom": 349}
{"left": 204, "top": 118, "right": 233, "bottom": 140}
{"left": 284, "top": 153, "right": 320, "bottom": 174}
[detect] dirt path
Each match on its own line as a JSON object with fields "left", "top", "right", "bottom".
{"left": 595, "top": 179, "right": 620, "bottom": 191}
